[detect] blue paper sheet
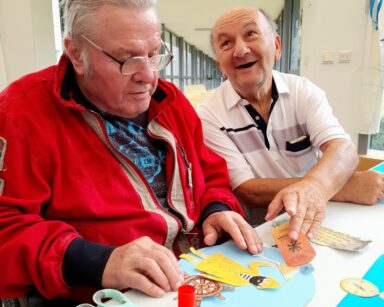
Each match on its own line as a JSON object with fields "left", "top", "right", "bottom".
{"left": 179, "top": 242, "right": 315, "bottom": 307}
{"left": 337, "top": 255, "right": 384, "bottom": 306}
{"left": 371, "top": 162, "right": 384, "bottom": 173}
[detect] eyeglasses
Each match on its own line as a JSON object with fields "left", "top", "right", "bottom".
{"left": 82, "top": 35, "right": 173, "bottom": 75}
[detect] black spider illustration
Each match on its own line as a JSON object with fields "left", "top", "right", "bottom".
{"left": 287, "top": 240, "right": 302, "bottom": 252}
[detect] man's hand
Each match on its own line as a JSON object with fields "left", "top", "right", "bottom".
{"left": 102, "top": 237, "right": 184, "bottom": 297}
{"left": 202, "top": 211, "right": 263, "bottom": 255}
{"left": 333, "top": 170, "right": 384, "bottom": 205}
{"left": 265, "top": 178, "right": 328, "bottom": 241}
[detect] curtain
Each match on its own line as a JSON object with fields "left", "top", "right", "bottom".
{"left": 358, "top": 0, "right": 384, "bottom": 134}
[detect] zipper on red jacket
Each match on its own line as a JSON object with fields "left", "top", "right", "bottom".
{"left": 176, "top": 143, "right": 195, "bottom": 211}
{"left": 85, "top": 110, "right": 185, "bottom": 232}
{"left": 146, "top": 129, "right": 188, "bottom": 231}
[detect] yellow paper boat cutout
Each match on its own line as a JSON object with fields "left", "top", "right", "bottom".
{"left": 180, "top": 248, "right": 280, "bottom": 289}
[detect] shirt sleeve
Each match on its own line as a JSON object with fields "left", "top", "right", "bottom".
{"left": 298, "top": 78, "right": 350, "bottom": 148}
{"left": 197, "top": 202, "right": 231, "bottom": 228}
{"left": 197, "top": 106, "right": 255, "bottom": 190}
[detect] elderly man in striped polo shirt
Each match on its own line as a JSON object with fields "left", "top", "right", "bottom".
{"left": 198, "top": 7, "right": 384, "bottom": 240}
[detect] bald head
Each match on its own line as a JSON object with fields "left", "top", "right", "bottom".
{"left": 210, "top": 7, "right": 277, "bottom": 55}
{"left": 208, "top": 6, "right": 281, "bottom": 101}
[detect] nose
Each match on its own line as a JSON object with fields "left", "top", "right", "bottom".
{"left": 233, "top": 39, "right": 250, "bottom": 58}
{"left": 131, "top": 61, "right": 156, "bottom": 83}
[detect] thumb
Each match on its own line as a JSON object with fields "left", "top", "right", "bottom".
{"left": 203, "top": 223, "right": 218, "bottom": 246}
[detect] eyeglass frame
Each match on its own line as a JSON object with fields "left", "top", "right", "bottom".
{"left": 81, "top": 35, "right": 173, "bottom": 75}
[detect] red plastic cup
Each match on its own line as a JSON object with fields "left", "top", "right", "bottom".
{"left": 178, "top": 284, "right": 196, "bottom": 307}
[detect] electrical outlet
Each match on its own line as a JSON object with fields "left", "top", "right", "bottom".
{"left": 322, "top": 51, "right": 334, "bottom": 64}
{"left": 338, "top": 50, "right": 352, "bottom": 63}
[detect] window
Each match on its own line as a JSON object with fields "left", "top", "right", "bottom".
{"left": 369, "top": 100, "right": 384, "bottom": 151}
{"left": 160, "top": 25, "right": 220, "bottom": 92}
{"left": 51, "top": 0, "right": 63, "bottom": 62}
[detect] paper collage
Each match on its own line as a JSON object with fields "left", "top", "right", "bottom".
{"left": 178, "top": 243, "right": 315, "bottom": 307}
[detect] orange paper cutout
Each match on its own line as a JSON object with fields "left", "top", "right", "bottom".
{"left": 271, "top": 222, "right": 316, "bottom": 267}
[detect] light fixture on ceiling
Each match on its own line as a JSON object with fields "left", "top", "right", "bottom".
{"left": 194, "top": 27, "right": 211, "bottom": 31}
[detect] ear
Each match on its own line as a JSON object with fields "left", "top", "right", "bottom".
{"left": 64, "top": 37, "right": 86, "bottom": 76}
{"left": 274, "top": 35, "right": 282, "bottom": 61}
{"left": 216, "top": 60, "right": 227, "bottom": 79}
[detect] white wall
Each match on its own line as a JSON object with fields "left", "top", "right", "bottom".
{"left": 300, "top": 0, "right": 370, "bottom": 145}
{"left": 0, "top": 0, "right": 56, "bottom": 90}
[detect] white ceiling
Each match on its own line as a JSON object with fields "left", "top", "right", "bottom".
{"left": 157, "top": 0, "right": 284, "bottom": 58}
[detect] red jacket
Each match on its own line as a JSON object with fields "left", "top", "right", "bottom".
{"left": 0, "top": 56, "right": 243, "bottom": 300}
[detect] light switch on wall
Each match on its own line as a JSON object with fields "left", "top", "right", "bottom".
{"left": 338, "top": 50, "right": 352, "bottom": 63}
{"left": 322, "top": 51, "right": 334, "bottom": 64}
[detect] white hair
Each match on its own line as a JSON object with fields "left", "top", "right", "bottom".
{"left": 60, "top": 0, "right": 158, "bottom": 74}
{"left": 61, "top": 0, "right": 157, "bottom": 39}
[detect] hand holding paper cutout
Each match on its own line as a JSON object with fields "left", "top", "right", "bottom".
{"left": 271, "top": 222, "right": 316, "bottom": 267}
{"left": 265, "top": 178, "right": 327, "bottom": 241}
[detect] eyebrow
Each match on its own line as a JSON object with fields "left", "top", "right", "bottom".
{"left": 216, "top": 20, "right": 259, "bottom": 41}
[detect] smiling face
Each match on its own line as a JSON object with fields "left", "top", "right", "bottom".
{"left": 65, "top": 5, "right": 161, "bottom": 118}
{"left": 212, "top": 8, "right": 281, "bottom": 99}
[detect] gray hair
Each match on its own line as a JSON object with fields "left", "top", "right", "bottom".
{"left": 60, "top": 0, "right": 157, "bottom": 73}
{"left": 61, "top": 0, "right": 158, "bottom": 39}
{"left": 210, "top": 8, "right": 278, "bottom": 55}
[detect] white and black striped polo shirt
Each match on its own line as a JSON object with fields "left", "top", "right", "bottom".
{"left": 197, "top": 70, "right": 350, "bottom": 190}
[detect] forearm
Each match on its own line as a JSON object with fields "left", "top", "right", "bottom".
{"left": 234, "top": 177, "right": 302, "bottom": 207}
{"left": 305, "top": 139, "right": 357, "bottom": 199}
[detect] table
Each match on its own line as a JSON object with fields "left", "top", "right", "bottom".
{"left": 123, "top": 201, "right": 384, "bottom": 307}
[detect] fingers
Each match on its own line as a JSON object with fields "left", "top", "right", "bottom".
{"left": 288, "top": 206, "right": 306, "bottom": 241}
{"left": 203, "top": 212, "right": 263, "bottom": 255}
{"left": 238, "top": 222, "right": 263, "bottom": 254}
{"left": 266, "top": 183, "right": 328, "bottom": 241}
{"left": 265, "top": 195, "right": 284, "bottom": 221}
{"left": 306, "top": 210, "right": 325, "bottom": 239}
{"left": 129, "top": 260, "right": 182, "bottom": 297}
{"left": 203, "top": 222, "right": 220, "bottom": 246}
{"left": 102, "top": 237, "right": 184, "bottom": 297}
{"left": 288, "top": 197, "right": 326, "bottom": 240}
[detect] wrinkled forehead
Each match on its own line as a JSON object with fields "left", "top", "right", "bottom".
{"left": 92, "top": 5, "right": 161, "bottom": 40}
{"left": 212, "top": 8, "right": 261, "bottom": 38}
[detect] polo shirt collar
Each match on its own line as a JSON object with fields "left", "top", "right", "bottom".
{"left": 225, "top": 70, "right": 288, "bottom": 110}
{"left": 272, "top": 70, "right": 289, "bottom": 95}
{"left": 224, "top": 79, "right": 243, "bottom": 111}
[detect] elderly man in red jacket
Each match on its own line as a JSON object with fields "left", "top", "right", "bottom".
{"left": 0, "top": 0, "right": 262, "bottom": 306}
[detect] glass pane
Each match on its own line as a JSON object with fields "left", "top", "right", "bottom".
{"left": 187, "top": 45, "right": 192, "bottom": 77}
{"left": 172, "top": 78, "right": 181, "bottom": 89}
{"left": 164, "top": 30, "right": 172, "bottom": 76}
{"left": 370, "top": 101, "right": 384, "bottom": 150}
{"left": 289, "top": 0, "right": 301, "bottom": 73}
{"left": 172, "top": 35, "right": 179, "bottom": 76}
{"left": 196, "top": 54, "right": 200, "bottom": 78}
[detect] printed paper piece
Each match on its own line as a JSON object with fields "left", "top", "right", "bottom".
{"left": 256, "top": 253, "right": 299, "bottom": 281}
{"left": 311, "top": 226, "right": 371, "bottom": 251}
{"left": 338, "top": 255, "right": 384, "bottom": 306}
{"left": 271, "top": 222, "right": 316, "bottom": 267}
{"left": 182, "top": 274, "right": 235, "bottom": 307}
{"left": 180, "top": 247, "right": 280, "bottom": 289}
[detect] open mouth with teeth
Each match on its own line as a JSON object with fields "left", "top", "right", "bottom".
{"left": 236, "top": 61, "right": 257, "bottom": 69}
